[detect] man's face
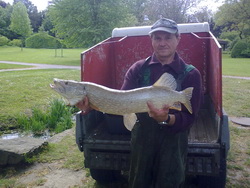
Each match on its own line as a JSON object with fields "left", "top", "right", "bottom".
{"left": 151, "top": 31, "right": 180, "bottom": 60}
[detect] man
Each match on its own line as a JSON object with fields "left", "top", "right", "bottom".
{"left": 77, "top": 18, "right": 202, "bottom": 187}
{"left": 121, "top": 18, "right": 202, "bottom": 187}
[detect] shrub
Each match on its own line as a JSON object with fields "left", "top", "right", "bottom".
{"left": 9, "top": 39, "right": 22, "bottom": 47}
{"left": 241, "top": 49, "right": 250, "bottom": 58}
{"left": 47, "top": 99, "right": 73, "bottom": 131}
{"left": 16, "top": 99, "right": 75, "bottom": 136}
{"left": 231, "top": 40, "right": 250, "bottom": 58}
{"left": 25, "top": 32, "right": 62, "bottom": 48}
{"left": 228, "top": 37, "right": 240, "bottom": 51}
{"left": 0, "top": 35, "right": 9, "bottom": 46}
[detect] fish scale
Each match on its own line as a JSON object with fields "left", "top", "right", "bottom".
{"left": 50, "top": 73, "right": 193, "bottom": 130}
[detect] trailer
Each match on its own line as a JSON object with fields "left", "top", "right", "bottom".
{"left": 75, "top": 22, "right": 230, "bottom": 187}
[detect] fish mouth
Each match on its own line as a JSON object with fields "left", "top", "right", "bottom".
{"left": 50, "top": 78, "right": 62, "bottom": 89}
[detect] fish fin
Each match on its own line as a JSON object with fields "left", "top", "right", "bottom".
{"left": 170, "top": 102, "right": 182, "bottom": 111}
{"left": 123, "top": 113, "right": 137, "bottom": 131}
{"left": 182, "top": 87, "right": 193, "bottom": 114}
{"left": 153, "top": 73, "right": 177, "bottom": 90}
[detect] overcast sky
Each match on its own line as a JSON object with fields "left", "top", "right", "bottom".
{"left": 3, "top": 0, "right": 50, "bottom": 11}
{"left": 3, "top": 0, "right": 224, "bottom": 13}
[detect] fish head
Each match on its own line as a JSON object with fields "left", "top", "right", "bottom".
{"left": 50, "top": 78, "right": 87, "bottom": 106}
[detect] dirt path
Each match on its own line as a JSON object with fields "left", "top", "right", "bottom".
{"left": 17, "top": 162, "right": 86, "bottom": 188}
{"left": 8, "top": 128, "right": 88, "bottom": 188}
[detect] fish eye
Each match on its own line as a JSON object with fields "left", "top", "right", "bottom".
{"left": 65, "top": 82, "right": 68, "bottom": 85}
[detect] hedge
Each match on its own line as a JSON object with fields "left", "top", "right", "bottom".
{"left": 0, "top": 35, "right": 9, "bottom": 46}
{"left": 231, "top": 40, "right": 250, "bottom": 58}
{"left": 25, "top": 32, "right": 62, "bottom": 48}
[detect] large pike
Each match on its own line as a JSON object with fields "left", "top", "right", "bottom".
{"left": 50, "top": 73, "right": 193, "bottom": 130}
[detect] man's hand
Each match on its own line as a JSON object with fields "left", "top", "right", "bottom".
{"left": 147, "top": 101, "right": 170, "bottom": 123}
{"left": 76, "top": 96, "right": 92, "bottom": 114}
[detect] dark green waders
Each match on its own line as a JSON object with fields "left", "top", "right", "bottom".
{"left": 128, "top": 113, "right": 188, "bottom": 188}
{"left": 128, "top": 57, "right": 193, "bottom": 188}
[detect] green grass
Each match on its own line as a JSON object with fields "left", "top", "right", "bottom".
{"left": 0, "top": 46, "right": 84, "bottom": 66}
{"left": 16, "top": 99, "right": 76, "bottom": 135}
{"left": 222, "top": 77, "right": 250, "bottom": 117}
{"left": 33, "top": 134, "right": 84, "bottom": 170}
{"left": 0, "top": 131, "right": 85, "bottom": 188}
{"left": 0, "top": 69, "right": 80, "bottom": 128}
{"left": 0, "top": 63, "right": 33, "bottom": 69}
{"left": 222, "top": 53, "right": 250, "bottom": 77}
{"left": 1, "top": 47, "right": 250, "bottom": 76}
{"left": 0, "top": 48, "right": 249, "bottom": 187}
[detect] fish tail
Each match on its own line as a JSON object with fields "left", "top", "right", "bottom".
{"left": 182, "top": 87, "right": 193, "bottom": 114}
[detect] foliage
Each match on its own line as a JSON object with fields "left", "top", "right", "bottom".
{"left": 10, "top": 2, "right": 33, "bottom": 39}
{"left": 8, "top": 38, "right": 22, "bottom": 47}
{"left": 215, "top": 0, "right": 250, "bottom": 40}
{"left": 14, "top": 0, "right": 43, "bottom": 32}
{"left": 16, "top": 99, "right": 75, "bottom": 135}
{"left": 49, "top": 0, "right": 137, "bottom": 47}
{"left": 39, "top": 10, "right": 55, "bottom": 36}
{"left": 0, "top": 35, "right": 9, "bottom": 46}
{"left": 143, "top": 0, "right": 200, "bottom": 23}
{"left": 231, "top": 40, "right": 250, "bottom": 58}
{"left": 25, "top": 32, "right": 61, "bottom": 48}
{"left": 0, "top": 5, "right": 11, "bottom": 32}
{"left": 0, "top": 5, "right": 18, "bottom": 39}
{"left": 241, "top": 49, "right": 250, "bottom": 58}
{"left": 220, "top": 30, "right": 239, "bottom": 42}
{"left": 220, "top": 31, "right": 240, "bottom": 50}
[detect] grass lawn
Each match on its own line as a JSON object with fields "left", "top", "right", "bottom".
{"left": 0, "top": 63, "right": 33, "bottom": 70}
{"left": 222, "top": 53, "right": 250, "bottom": 77}
{"left": 0, "top": 69, "right": 80, "bottom": 128}
{"left": 223, "top": 78, "right": 250, "bottom": 117}
{"left": 0, "top": 47, "right": 84, "bottom": 66}
{"left": 1, "top": 47, "right": 249, "bottom": 77}
{"left": 0, "top": 48, "right": 249, "bottom": 187}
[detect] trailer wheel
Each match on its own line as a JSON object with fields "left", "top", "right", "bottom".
{"left": 90, "top": 169, "right": 122, "bottom": 183}
{"left": 198, "top": 157, "right": 227, "bottom": 188}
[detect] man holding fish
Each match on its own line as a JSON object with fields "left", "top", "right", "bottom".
{"left": 77, "top": 18, "right": 202, "bottom": 187}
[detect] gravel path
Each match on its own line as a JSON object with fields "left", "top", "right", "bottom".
{"left": 0, "top": 61, "right": 80, "bottom": 72}
{"left": 1, "top": 61, "right": 250, "bottom": 81}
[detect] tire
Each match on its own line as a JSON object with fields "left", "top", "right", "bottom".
{"left": 90, "top": 169, "right": 122, "bottom": 183}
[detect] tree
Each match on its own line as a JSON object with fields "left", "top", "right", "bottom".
{"left": 0, "top": 2, "right": 21, "bottom": 40}
{"left": 0, "top": 0, "right": 8, "bottom": 8}
{"left": 49, "top": 0, "right": 136, "bottom": 47}
{"left": 215, "top": 0, "right": 250, "bottom": 39}
{"left": 10, "top": 2, "right": 33, "bottom": 39}
{"left": 14, "top": 0, "right": 43, "bottom": 32}
{"left": 143, "top": 0, "right": 200, "bottom": 23}
{"left": 0, "top": 5, "right": 11, "bottom": 35}
{"left": 125, "top": 0, "right": 147, "bottom": 25}
{"left": 40, "top": 10, "right": 55, "bottom": 36}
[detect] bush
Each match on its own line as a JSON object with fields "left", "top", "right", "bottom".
{"left": 16, "top": 99, "right": 75, "bottom": 136}
{"left": 25, "top": 32, "right": 62, "bottom": 48}
{"left": 0, "top": 35, "right": 9, "bottom": 46}
{"left": 231, "top": 40, "right": 250, "bottom": 58}
{"left": 241, "top": 49, "right": 250, "bottom": 58}
{"left": 9, "top": 39, "right": 22, "bottom": 47}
